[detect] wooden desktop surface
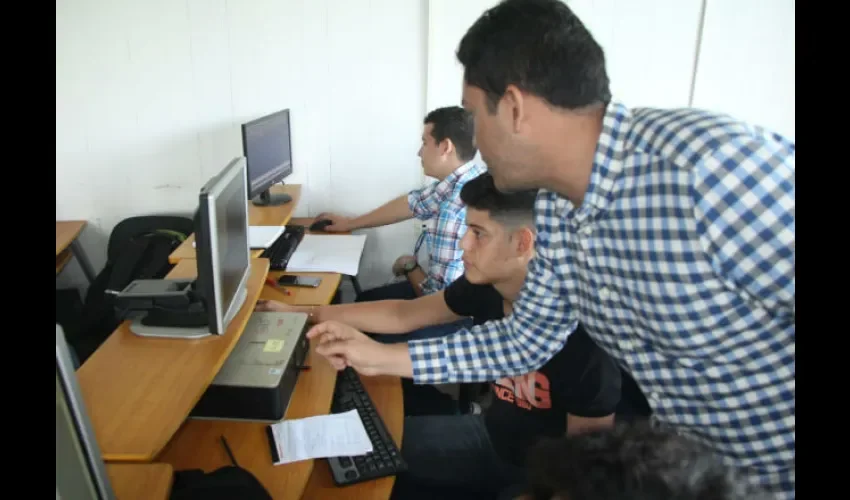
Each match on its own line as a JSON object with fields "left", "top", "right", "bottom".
{"left": 168, "top": 184, "right": 301, "bottom": 264}
{"left": 76, "top": 258, "right": 270, "bottom": 462}
{"left": 56, "top": 220, "right": 86, "bottom": 256}
{"left": 56, "top": 248, "right": 73, "bottom": 275}
{"left": 156, "top": 340, "right": 336, "bottom": 499}
{"left": 106, "top": 463, "right": 173, "bottom": 500}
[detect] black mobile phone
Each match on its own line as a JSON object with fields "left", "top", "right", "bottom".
{"left": 277, "top": 275, "right": 322, "bottom": 288}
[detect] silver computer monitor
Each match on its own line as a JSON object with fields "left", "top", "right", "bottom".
{"left": 195, "top": 156, "right": 252, "bottom": 334}
{"left": 129, "top": 156, "right": 252, "bottom": 339}
{"left": 56, "top": 325, "right": 116, "bottom": 500}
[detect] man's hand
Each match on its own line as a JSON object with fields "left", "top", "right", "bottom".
{"left": 307, "top": 321, "right": 405, "bottom": 377}
{"left": 255, "top": 299, "right": 294, "bottom": 312}
{"left": 313, "top": 212, "right": 354, "bottom": 232}
{"left": 392, "top": 255, "right": 417, "bottom": 276}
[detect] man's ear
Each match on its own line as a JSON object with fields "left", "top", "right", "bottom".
{"left": 440, "top": 138, "right": 455, "bottom": 158}
{"left": 515, "top": 227, "right": 535, "bottom": 255}
{"left": 502, "top": 84, "right": 527, "bottom": 134}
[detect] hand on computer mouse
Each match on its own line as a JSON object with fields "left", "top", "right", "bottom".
{"left": 312, "top": 213, "right": 352, "bottom": 232}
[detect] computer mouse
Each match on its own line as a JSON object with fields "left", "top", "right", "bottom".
{"left": 309, "top": 219, "right": 333, "bottom": 232}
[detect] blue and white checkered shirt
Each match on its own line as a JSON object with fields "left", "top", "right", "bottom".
{"left": 409, "top": 100, "right": 795, "bottom": 498}
{"left": 408, "top": 159, "right": 488, "bottom": 295}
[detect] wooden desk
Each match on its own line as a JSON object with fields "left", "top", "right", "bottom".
{"left": 56, "top": 220, "right": 86, "bottom": 256}
{"left": 56, "top": 220, "right": 97, "bottom": 281}
{"left": 76, "top": 258, "right": 270, "bottom": 462}
{"left": 169, "top": 184, "right": 301, "bottom": 264}
{"left": 157, "top": 340, "right": 337, "bottom": 499}
{"left": 302, "top": 375, "right": 404, "bottom": 499}
{"left": 106, "top": 463, "right": 173, "bottom": 500}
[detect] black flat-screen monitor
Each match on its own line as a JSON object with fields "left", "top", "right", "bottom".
{"left": 241, "top": 109, "right": 293, "bottom": 206}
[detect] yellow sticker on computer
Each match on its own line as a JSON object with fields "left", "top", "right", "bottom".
{"left": 264, "top": 339, "right": 284, "bottom": 353}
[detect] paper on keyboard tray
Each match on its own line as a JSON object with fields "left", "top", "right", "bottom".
{"left": 285, "top": 234, "right": 367, "bottom": 275}
{"left": 269, "top": 409, "right": 373, "bottom": 465}
{"left": 248, "top": 225, "right": 286, "bottom": 248}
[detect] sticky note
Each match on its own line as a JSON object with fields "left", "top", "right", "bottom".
{"left": 264, "top": 339, "right": 284, "bottom": 353}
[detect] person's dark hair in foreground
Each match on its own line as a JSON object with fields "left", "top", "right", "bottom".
{"left": 524, "top": 421, "right": 774, "bottom": 500}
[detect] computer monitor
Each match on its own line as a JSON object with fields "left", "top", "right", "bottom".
{"left": 128, "top": 157, "right": 251, "bottom": 339}
{"left": 56, "top": 324, "right": 117, "bottom": 500}
{"left": 241, "top": 109, "right": 294, "bottom": 206}
{"left": 194, "top": 156, "right": 252, "bottom": 333}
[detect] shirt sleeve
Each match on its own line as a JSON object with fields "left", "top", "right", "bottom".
{"left": 408, "top": 179, "right": 450, "bottom": 221}
{"left": 691, "top": 129, "right": 795, "bottom": 317}
{"left": 408, "top": 194, "right": 576, "bottom": 384}
{"left": 558, "top": 327, "right": 622, "bottom": 418}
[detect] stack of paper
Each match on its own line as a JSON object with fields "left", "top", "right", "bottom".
{"left": 248, "top": 226, "right": 286, "bottom": 248}
{"left": 268, "top": 409, "right": 373, "bottom": 465}
{"left": 285, "top": 234, "right": 367, "bottom": 275}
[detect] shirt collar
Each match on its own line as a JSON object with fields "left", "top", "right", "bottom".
{"left": 561, "top": 98, "right": 631, "bottom": 221}
{"left": 443, "top": 158, "right": 482, "bottom": 186}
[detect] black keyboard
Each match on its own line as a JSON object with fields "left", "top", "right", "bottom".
{"left": 326, "top": 368, "right": 407, "bottom": 486}
{"left": 259, "top": 225, "right": 305, "bottom": 270}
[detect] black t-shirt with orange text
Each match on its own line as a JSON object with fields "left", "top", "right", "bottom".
{"left": 443, "top": 275, "right": 622, "bottom": 467}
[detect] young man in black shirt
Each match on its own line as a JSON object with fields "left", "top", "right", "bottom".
{"left": 257, "top": 172, "right": 622, "bottom": 498}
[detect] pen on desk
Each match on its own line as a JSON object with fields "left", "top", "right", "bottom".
{"left": 220, "top": 435, "right": 239, "bottom": 467}
{"left": 264, "top": 277, "right": 292, "bottom": 295}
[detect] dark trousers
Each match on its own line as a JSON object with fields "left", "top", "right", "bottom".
{"left": 391, "top": 415, "right": 526, "bottom": 500}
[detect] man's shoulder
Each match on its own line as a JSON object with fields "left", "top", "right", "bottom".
{"left": 625, "top": 105, "right": 795, "bottom": 171}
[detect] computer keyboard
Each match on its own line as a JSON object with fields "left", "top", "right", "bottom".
{"left": 259, "top": 224, "right": 305, "bottom": 270}
{"left": 326, "top": 367, "right": 407, "bottom": 486}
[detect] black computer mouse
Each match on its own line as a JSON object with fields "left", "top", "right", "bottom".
{"left": 309, "top": 219, "right": 333, "bottom": 232}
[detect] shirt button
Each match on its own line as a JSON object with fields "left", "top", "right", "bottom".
{"left": 598, "top": 287, "right": 610, "bottom": 301}
{"left": 582, "top": 225, "right": 593, "bottom": 236}
{"left": 649, "top": 392, "right": 659, "bottom": 404}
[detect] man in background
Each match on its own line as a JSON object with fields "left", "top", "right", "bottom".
{"left": 314, "top": 106, "right": 485, "bottom": 306}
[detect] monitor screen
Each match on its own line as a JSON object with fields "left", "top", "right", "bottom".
{"left": 242, "top": 109, "right": 292, "bottom": 197}
{"left": 194, "top": 156, "right": 251, "bottom": 335}
{"left": 56, "top": 325, "right": 115, "bottom": 500}
{"left": 214, "top": 164, "right": 251, "bottom": 318}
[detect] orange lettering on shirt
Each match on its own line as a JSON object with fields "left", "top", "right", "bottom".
{"left": 491, "top": 372, "right": 552, "bottom": 411}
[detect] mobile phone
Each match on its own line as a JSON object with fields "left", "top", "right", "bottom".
{"left": 277, "top": 275, "right": 322, "bottom": 288}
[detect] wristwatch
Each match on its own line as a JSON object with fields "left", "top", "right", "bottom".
{"left": 402, "top": 260, "right": 420, "bottom": 276}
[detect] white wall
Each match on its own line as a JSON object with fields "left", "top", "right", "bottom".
{"left": 57, "top": 0, "right": 794, "bottom": 291}
{"left": 691, "top": 0, "right": 795, "bottom": 140}
{"left": 56, "top": 0, "right": 427, "bottom": 290}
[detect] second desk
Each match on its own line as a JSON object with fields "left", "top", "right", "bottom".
{"left": 156, "top": 259, "right": 403, "bottom": 499}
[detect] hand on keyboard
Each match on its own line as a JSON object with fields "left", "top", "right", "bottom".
{"left": 307, "top": 321, "right": 411, "bottom": 377}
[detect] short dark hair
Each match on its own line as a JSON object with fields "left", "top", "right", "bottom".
{"left": 460, "top": 172, "right": 537, "bottom": 229}
{"left": 424, "top": 106, "right": 477, "bottom": 162}
{"left": 456, "top": 0, "right": 611, "bottom": 113}
{"left": 525, "top": 421, "right": 772, "bottom": 500}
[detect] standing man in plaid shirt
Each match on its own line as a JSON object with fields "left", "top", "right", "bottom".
{"left": 315, "top": 107, "right": 486, "bottom": 307}
{"left": 306, "top": 0, "right": 795, "bottom": 497}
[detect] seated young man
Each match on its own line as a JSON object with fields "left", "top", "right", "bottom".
{"left": 312, "top": 106, "right": 485, "bottom": 302}
{"left": 258, "top": 172, "right": 623, "bottom": 498}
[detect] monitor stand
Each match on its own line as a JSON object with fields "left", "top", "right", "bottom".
{"left": 252, "top": 186, "right": 292, "bottom": 207}
{"left": 129, "top": 319, "right": 213, "bottom": 339}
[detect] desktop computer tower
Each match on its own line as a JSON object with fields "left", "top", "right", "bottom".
{"left": 189, "top": 312, "right": 310, "bottom": 422}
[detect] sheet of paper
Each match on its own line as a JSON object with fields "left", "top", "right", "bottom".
{"left": 269, "top": 409, "right": 373, "bottom": 465}
{"left": 285, "top": 234, "right": 367, "bottom": 275}
{"left": 248, "top": 225, "right": 286, "bottom": 248}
